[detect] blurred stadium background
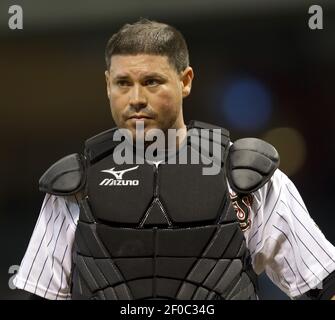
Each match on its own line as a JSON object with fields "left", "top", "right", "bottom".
{"left": 0, "top": 0, "right": 334, "bottom": 299}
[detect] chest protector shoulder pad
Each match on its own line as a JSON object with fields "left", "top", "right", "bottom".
{"left": 39, "top": 153, "right": 86, "bottom": 196}
{"left": 226, "top": 138, "right": 280, "bottom": 194}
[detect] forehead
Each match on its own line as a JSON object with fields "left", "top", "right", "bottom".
{"left": 109, "top": 54, "right": 176, "bottom": 77}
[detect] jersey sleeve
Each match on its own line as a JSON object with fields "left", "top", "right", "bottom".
{"left": 244, "top": 169, "right": 335, "bottom": 298}
{"left": 13, "top": 193, "right": 80, "bottom": 300}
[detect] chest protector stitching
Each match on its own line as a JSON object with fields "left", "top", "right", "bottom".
{"left": 71, "top": 121, "right": 258, "bottom": 300}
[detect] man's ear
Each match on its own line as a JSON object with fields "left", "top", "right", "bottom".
{"left": 105, "top": 70, "right": 111, "bottom": 98}
{"left": 180, "top": 66, "right": 194, "bottom": 98}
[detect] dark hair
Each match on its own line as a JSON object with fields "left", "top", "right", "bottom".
{"left": 105, "top": 18, "right": 189, "bottom": 73}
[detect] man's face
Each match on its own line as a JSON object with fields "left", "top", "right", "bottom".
{"left": 105, "top": 54, "right": 193, "bottom": 139}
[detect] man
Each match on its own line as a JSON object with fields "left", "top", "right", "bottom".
{"left": 14, "top": 19, "right": 335, "bottom": 300}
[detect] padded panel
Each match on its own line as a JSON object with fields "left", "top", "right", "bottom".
{"left": 76, "top": 255, "right": 100, "bottom": 292}
{"left": 127, "top": 279, "right": 153, "bottom": 299}
{"left": 230, "top": 169, "right": 263, "bottom": 192}
{"left": 156, "top": 226, "right": 217, "bottom": 256}
{"left": 74, "top": 225, "right": 92, "bottom": 257}
{"left": 220, "top": 202, "right": 240, "bottom": 223}
{"left": 114, "top": 283, "right": 132, "bottom": 299}
{"left": 187, "top": 259, "right": 217, "bottom": 284}
{"left": 176, "top": 282, "right": 197, "bottom": 299}
{"left": 236, "top": 239, "right": 247, "bottom": 258}
{"left": 80, "top": 256, "right": 109, "bottom": 289}
{"left": 114, "top": 258, "right": 153, "bottom": 280}
{"left": 203, "top": 223, "right": 239, "bottom": 258}
{"left": 79, "top": 198, "right": 96, "bottom": 223}
{"left": 231, "top": 281, "right": 255, "bottom": 300}
{"left": 192, "top": 287, "right": 210, "bottom": 300}
{"left": 226, "top": 138, "right": 280, "bottom": 194}
{"left": 214, "top": 260, "right": 242, "bottom": 295}
{"left": 85, "top": 127, "right": 119, "bottom": 164}
{"left": 94, "top": 259, "right": 124, "bottom": 286}
{"left": 229, "top": 150, "right": 274, "bottom": 174}
{"left": 188, "top": 134, "right": 227, "bottom": 166}
{"left": 76, "top": 222, "right": 109, "bottom": 258}
{"left": 87, "top": 154, "right": 154, "bottom": 224}
{"left": 71, "top": 268, "right": 92, "bottom": 299}
{"left": 206, "top": 291, "right": 221, "bottom": 300}
{"left": 225, "top": 272, "right": 252, "bottom": 300}
{"left": 188, "top": 120, "right": 230, "bottom": 138}
{"left": 232, "top": 138, "right": 278, "bottom": 159}
{"left": 156, "top": 257, "right": 196, "bottom": 279}
{"left": 97, "top": 225, "right": 154, "bottom": 257}
{"left": 187, "top": 121, "right": 230, "bottom": 172}
{"left": 159, "top": 155, "right": 226, "bottom": 224}
{"left": 156, "top": 278, "right": 182, "bottom": 298}
{"left": 223, "top": 230, "right": 245, "bottom": 258}
{"left": 96, "top": 290, "right": 107, "bottom": 300}
{"left": 203, "top": 259, "right": 230, "bottom": 289}
{"left": 39, "top": 153, "right": 85, "bottom": 196}
{"left": 103, "top": 287, "right": 118, "bottom": 300}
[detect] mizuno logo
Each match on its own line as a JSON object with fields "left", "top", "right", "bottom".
{"left": 101, "top": 166, "right": 139, "bottom": 179}
{"left": 99, "top": 165, "right": 139, "bottom": 186}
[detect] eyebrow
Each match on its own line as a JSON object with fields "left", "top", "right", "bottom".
{"left": 113, "top": 75, "right": 131, "bottom": 81}
{"left": 112, "top": 72, "right": 167, "bottom": 81}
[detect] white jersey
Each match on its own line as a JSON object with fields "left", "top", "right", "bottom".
{"left": 13, "top": 169, "right": 335, "bottom": 300}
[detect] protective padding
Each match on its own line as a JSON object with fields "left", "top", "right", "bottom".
{"left": 71, "top": 222, "right": 256, "bottom": 300}
{"left": 39, "top": 153, "right": 85, "bottom": 195}
{"left": 226, "top": 138, "right": 280, "bottom": 194}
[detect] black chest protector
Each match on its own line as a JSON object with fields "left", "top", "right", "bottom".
{"left": 39, "top": 121, "right": 280, "bottom": 300}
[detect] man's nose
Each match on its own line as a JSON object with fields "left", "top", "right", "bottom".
{"left": 129, "top": 84, "right": 147, "bottom": 111}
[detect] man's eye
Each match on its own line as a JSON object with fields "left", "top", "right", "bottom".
{"left": 117, "top": 80, "right": 131, "bottom": 87}
{"left": 145, "top": 79, "right": 160, "bottom": 86}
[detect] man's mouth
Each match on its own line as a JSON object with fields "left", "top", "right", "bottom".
{"left": 128, "top": 114, "right": 152, "bottom": 120}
